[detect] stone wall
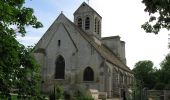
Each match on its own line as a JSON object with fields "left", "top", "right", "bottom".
{"left": 147, "top": 90, "right": 170, "bottom": 100}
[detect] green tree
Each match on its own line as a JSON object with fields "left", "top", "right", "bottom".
{"left": 141, "top": 0, "right": 170, "bottom": 34}
{"left": 159, "top": 53, "right": 170, "bottom": 89}
{"left": 150, "top": 53, "right": 170, "bottom": 90}
{"left": 0, "top": 0, "right": 43, "bottom": 99}
{"left": 133, "top": 60, "right": 155, "bottom": 89}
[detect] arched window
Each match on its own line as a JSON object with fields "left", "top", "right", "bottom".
{"left": 83, "top": 67, "right": 94, "bottom": 81}
{"left": 85, "top": 17, "right": 90, "bottom": 30}
{"left": 77, "top": 18, "right": 82, "bottom": 28}
{"left": 95, "top": 18, "right": 97, "bottom": 32}
{"left": 55, "top": 55, "right": 65, "bottom": 79}
{"left": 97, "top": 21, "right": 100, "bottom": 34}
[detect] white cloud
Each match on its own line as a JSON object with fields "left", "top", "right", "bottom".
{"left": 17, "top": 36, "right": 40, "bottom": 46}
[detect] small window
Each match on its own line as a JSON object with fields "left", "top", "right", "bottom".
{"left": 77, "top": 18, "right": 82, "bottom": 28}
{"left": 85, "top": 17, "right": 90, "bottom": 30}
{"left": 58, "top": 40, "right": 61, "bottom": 46}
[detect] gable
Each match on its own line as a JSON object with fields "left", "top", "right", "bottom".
{"left": 45, "top": 23, "right": 78, "bottom": 57}
{"left": 34, "top": 14, "right": 62, "bottom": 51}
{"left": 34, "top": 13, "right": 78, "bottom": 53}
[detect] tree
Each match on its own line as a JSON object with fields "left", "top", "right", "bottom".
{"left": 133, "top": 60, "right": 155, "bottom": 89}
{"left": 150, "top": 53, "right": 170, "bottom": 90}
{"left": 133, "top": 54, "right": 170, "bottom": 90}
{"left": 159, "top": 53, "right": 170, "bottom": 89}
{"left": 0, "top": 0, "right": 43, "bottom": 99}
{"left": 141, "top": 0, "right": 170, "bottom": 34}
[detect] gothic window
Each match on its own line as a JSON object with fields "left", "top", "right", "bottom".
{"left": 85, "top": 17, "right": 90, "bottom": 30}
{"left": 55, "top": 55, "right": 65, "bottom": 79}
{"left": 77, "top": 18, "right": 82, "bottom": 28}
{"left": 97, "top": 20, "right": 100, "bottom": 34}
{"left": 95, "top": 18, "right": 97, "bottom": 32}
{"left": 83, "top": 67, "right": 94, "bottom": 81}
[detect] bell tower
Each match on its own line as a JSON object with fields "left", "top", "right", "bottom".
{"left": 74, "top": 2, "right": 102, "bottom": 38}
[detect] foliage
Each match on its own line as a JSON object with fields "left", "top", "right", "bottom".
{"left": 0, "top": 0, "right": 43, "bottom": 99}
{"left": 133, "top": 53, "right": 170, "bottom": 90}
{"left": 159, "top": 53, "right": 170, "bottom": 89}
{"left": 71, "top": 90, "right": 94, "bottom": 100}
{"left": 160, "top": 54, "right": 170, "bottom": 71}
{"left": 0, "top": 0, "right": 43, "bottom": 36}
{"left": 141, "top": 0, "right": 170, "bottom": 34}
{"left": 154, "top": 82, "right": 165, "bottom": 90}
{"left": 49, "top": 85, "right": 94, "bottom": 100}
{"left": 49, "top": 85, "right": 64, "bottom": 100}
{"left": 165, "top": 83, "right": 170, "bottom": 90}
{"left": 132, "top": 86, "right": 142, "bottom": 100}
{"left": 133, "top": 60, "right": 155, "bottom": 89}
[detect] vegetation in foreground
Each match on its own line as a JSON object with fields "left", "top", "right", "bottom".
{"left": 48, "top": 85, "right": 94, "bottom": 100}
{"left": 0, "top": 0, "right": 43, "bottom": 99}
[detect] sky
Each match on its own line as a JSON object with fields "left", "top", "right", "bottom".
{"left": 19, "top": 0, "right": 169, "bottom": 69}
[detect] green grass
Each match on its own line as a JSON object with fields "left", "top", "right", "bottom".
{"left": 0, "top": 95, "right": 17, "bottom": 100}
{"left": 11, "top": 95, "right": 17, "bottom": 100}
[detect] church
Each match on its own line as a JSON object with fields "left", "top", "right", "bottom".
{"left": 33, "top": 2, "right": 134, "bottom": 99}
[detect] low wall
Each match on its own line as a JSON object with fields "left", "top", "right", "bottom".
{"left": 147, "top": 90, "right": 170, "bottom": 100}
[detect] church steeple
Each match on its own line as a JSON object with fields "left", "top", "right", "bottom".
{"left": 74, "top": 2, "right": 102, "bottom": 38}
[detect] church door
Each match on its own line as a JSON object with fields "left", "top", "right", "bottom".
{"left": 55, "top": 55, "right": 65, "bottom": 79}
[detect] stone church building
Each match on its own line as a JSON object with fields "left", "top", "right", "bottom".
{"left": 34, "top": 2, "right": 134, "bottom": 99}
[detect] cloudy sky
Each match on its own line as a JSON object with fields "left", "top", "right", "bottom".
{"left": 20, "top": 0, "right": 169, "bottom": 69}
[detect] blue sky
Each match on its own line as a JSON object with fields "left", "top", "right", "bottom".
{"left": 19, "top": 0, "right": 169, "bottom": 69}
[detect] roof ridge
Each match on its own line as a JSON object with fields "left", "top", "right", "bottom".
{"left": 101, "top": 44, "right": 131, "bottom": 71}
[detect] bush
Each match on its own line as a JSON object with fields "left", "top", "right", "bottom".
{"left": 154, "top": 83, "right": 165, "bottom": 90}
{"left": 165, "top": 83, "right": 170, "bottom": 90}
{"left": 71, "top": 90, "right": 94, "bottom": 100}
{"left": 49, "top": 85, "right": 64, "bottom": 100}
{"left": 48, "top": 85, "right": 94, "bottom": 100}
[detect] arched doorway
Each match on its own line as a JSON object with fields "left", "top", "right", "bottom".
{"left": 55, "top": 55, "right": 65, "bottom": 79}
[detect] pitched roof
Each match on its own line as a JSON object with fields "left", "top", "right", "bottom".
{"left": 74, "top": 2, "right": 102, "bottom": 18}
{"left": 34, "top": 13, "right": 65, "bottom": 51}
